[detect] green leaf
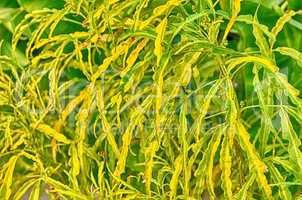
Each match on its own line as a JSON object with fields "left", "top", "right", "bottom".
{"left": 0, "top": 0, "right": 18, "bottom": 8}
{"left": 288, "top": 0, "right": 302, "bottom": 11}
{"left": 17, "top": 0, "right": 64, "bottom": 12}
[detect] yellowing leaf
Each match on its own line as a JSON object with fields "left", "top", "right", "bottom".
{"left": 267, "top": 163, "right": 292, "bottom": 200}
{"left": 169, "top": 155, "right": 183, "bottom": 200}
{"left": 96, "top": 84, "right": 120, "bottom": 158}
{"left": 275, "top": 47, "right": 302, "bottom": 66}
{"left": 61, "top": 84, "right": 92, "bottom": 122}
{"left": 34, "top": 123, "right": 71, "bottom": 144}
{"left": 220, "top": 136, "right": 233, "bottom": 199}
{"left": 222, "top": 0, "right": 240, "bottom": 42}
{"left": 140, "top": 0, "right": 182, "bottom": 29}
{"left": 0, "top": 155, "right": 19, "bottom": 199}
{"left": 70, "top": 144, "right": 80, "bottom": 178}
{"left": 180, "top": 52, "right": 201, "bottom": 86}
{"left": 207, "top": 129, "right": 223, "bottom": 199}
{"left": 28, "top": 182, "right": 40, "bottom": 200}
{"left": 121, "top": 39, "right": 149, "bottom": 77}
{"left": 270, "top": 11, "right": 296, "bottom": 47}
{"left": 154, "top": 18, "right": 167, "bottom": 66}
{"left": 236, "top": 122, "right": 272, "bottom": 199}
{"left": 114, "top": 127, "right": 133, "bottom": 177}
{"left": 145, "top": 141, "right": 159, "bottom": 195}
{"left": 114, "top": 96, "right": 153, "bottom": 177}
{"left": 14, "top": 179, "right": 40, "bottom": 200}
{"left": 92, "top": 38, "right": 133, "bottom": 82}
{"left": 279, "top": 109, "right": 302, "bottom": 170}
{"left": 227, "top": 56, "right": 279, "bottom": 73}
{"left": 252, "top": 15, "right": 270, "bottom": 57}
{"left": 71, "top": 31, "right": 89, "bottom": 39}
{"left": 155, "top": 57, "right": 169, "bottom": 133}
{"left": 110, "top": 93, "right": 122, "bottom": 127}
{"left": 275, "top": 73, "right": 300, "bottom": 97}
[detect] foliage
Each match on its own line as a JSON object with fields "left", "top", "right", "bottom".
{"left": 1, "top": 0, "right": 302, "bottom": 199}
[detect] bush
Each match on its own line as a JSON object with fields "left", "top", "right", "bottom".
{"left": 0, "top": 0, "right": 302, "bottom": 199}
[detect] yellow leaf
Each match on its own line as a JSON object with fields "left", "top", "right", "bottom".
{"left": 14, "top": 179, "right": 40, "bottom": 200}
{"left": 275, "top": 72, "right": 300, "bottom": 97}
{"left": 96, "top": 85, "right": 120, "bottom": 158}
{"left": 114, "top": 127, "right": 133, "bottom": 177}
{"left": 34, "top": 123, "right": 71, "bottom": 144}
{"left": 92, "top": 39, "right": 133, "bottom": 82}
{"left": 71, "top": 144, "right": 80, "bottom": 177}
{"left": 121, "top": 39, "right": 149, "bottom": 77}
{"left": 222, "top": 0, "right": 240, "bottom": 42}
{"left": 140, "top": 0, "right": 182, "bottom": 29}
{"left": 155, "top": 57, "right": 169, "bottom": 133}
{"left": 180, "top": 52, "right": 201, "bottom": 86}
{"left": 154, "top": 18, "right": 168, "bottom": 66}
{"left": 145, "top": 141, "right": 159, "bottom": 195}
{"left": 110, "top": 93, "right": 122, "bottom": 127}
{"left": 207, "top": 129, "right": 223, "bottom": 199}
{"left": 220, "top": 136, "right": 233, "bottom": 199}
{"left": 0, "top": 155, "right": 19, "bottom": 199}
{"left": 28, "top": 182, "right": 40, "bottom": 200}
{"left": 114, "top": 96, "right": 153, "bottom": 177}
{"left": 236, "top": 122, "right": 272, "bottom": 199}
{"left": 61, "top": 84, "right": 93, "bottom": 122}
{"left": 275, "top": 47, "right": 302, "bottom": 66}
{"left": 270, "top": 11, "right": 296, "bottom": 47}
{"left": 169, "top": 155, "right": 183, "bottom": 200}
{"left": 227, "top": 56, "right": 278, "bottom": 73}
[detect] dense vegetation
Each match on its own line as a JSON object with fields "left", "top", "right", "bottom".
{"left": 1, "top": 0, "right": 302, "bottom": 199}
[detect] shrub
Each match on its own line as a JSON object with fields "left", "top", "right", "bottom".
{"left": 0, "top": 0, "right": 302, "bottom": 199}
